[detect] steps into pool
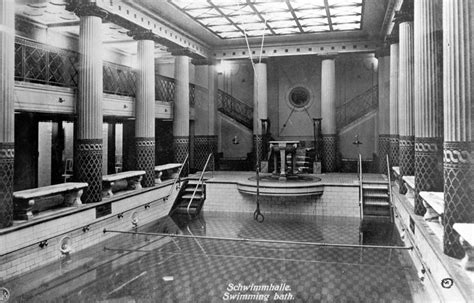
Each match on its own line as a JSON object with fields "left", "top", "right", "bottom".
{"left": 170, "top": 179, "right": 206, "bottom": 216}
{"left": 361, "top": 180, "right": 392, "bottom": 222}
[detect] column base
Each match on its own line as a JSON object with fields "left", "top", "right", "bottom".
{"left": 0, "top": 142, "right": 14, "bottom": 228}
{"left": 443, "top": 142, "right": 473, "bottom": 258}
{"left": 378, "top": 134, "right": 390, "bottom": 173}
{"left": 75, "top": 139, "right": 103, "bottom": 203}
{"left": 136, "top": 137, "right": 155, "bottom": 188}
{"left": 174, "top": 136, "right": 189, "bottom": 174}
{"left": 399, "top": 136, "right": 415, "bottom": 176}
{"left": 322, "top": 135, "right": 337, "bottom": 172}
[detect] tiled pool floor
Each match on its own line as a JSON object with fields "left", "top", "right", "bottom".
{"left": 5, "top": 212, "right": 429, "bottom": 302}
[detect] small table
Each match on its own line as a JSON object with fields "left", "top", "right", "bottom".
{"left": 269, "top": 141, "right": 299, "bottom": 180}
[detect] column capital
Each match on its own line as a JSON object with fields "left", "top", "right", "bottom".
{"left": 320, "top": 54, "right": 337, "bottom": 61}
{"left": 386, "top": 33, "right": 399, "bottom": 44}
{"left": 394, "top": 10, "right": 413, "bottom": 24}
{"left": 67, "top": 2, "right": 108, "bottom": 19}
{"left": 127, "top": 29, "right": 155, "bottom": 41}
{"left": 375, "top": 46, "right": 390, "bottom": 58}
{"left": 170, "top": 47, "right": 203, "bottom": 60}
{"left": 252, "top": 58, "right": 268, "bottom": 64}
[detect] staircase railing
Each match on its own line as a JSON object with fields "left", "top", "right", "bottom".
{"left": 386, "top": 154, "right": 394, "bottom": 223}
{"left": 217, "top": 89, "right": 253, "bottom": 129}
{"left": 358, "top": 153, "right": 364, "bottom": 221}
{"left": 336, "top": 85, "right": 378, "bottom": 130}
{"left": 169, "top": 154, "right": 189, "bottom": 197}
{"left": 186, "top": 153, "right": 214, "bottom": 216}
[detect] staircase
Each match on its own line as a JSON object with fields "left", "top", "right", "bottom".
{"left": 361, "top": 180, "right": 392, "bottom": 221}
{"left": 170, "top": 179, "right": 206, "bottom": 215}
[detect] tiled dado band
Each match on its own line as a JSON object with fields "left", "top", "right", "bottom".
{"left": 378, "top": 135, "right": 391, "bottom": 173}
{"left": 322, "top": 135, "right": 337, "bottom": 172}
{"left": 399, "top": 136, "right": 415, "bottom": 176}
{"left": 389, "top": 135, "right": 400, "bottom": 167}
{"left": 194, "top": 136, "right": 217, "bottom": 171}
{"left": 443, "top": 141, "right": 473, "bottom": 258}
{"left": 414, "top": 138, "right": 443, "bottom": 216}
{"left": 0, "top": 142, "right": 14, "bottom": 228}
{"left": 136, "top": 138, "right": 155, "bottom": 188}
{"left": 75, "top": 139, "right": 102, "bottom": 203}
{"left": 174, "top": 136, "right": 189, "bottom": 175}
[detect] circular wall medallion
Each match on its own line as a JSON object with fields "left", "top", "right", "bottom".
{"left": 287, "top": 85, "right": 312, "bottom": 110}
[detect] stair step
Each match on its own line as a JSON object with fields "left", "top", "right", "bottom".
{"left": 363, "top": 192, "right": 389, "bottom": 198}
{"left": 362, "top": 215, "right": 392, "bottom": 222}
{"left": 181, "top": 194, "right": 204, "bottom": 199}
{"left": 362, "top": 183, "right": 388, "bottom": 190}
{"left": 364, "top": 200, "right": 390, "bottom": 207}
{"left": 184, "top": 187, "right": 203, "bottom": 193}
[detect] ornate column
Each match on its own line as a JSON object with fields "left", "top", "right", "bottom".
{"left": 208, "top": 61, "right": 218, "bottom": 170}
{"left": 442, "top": 0, "right": 473, "bottom": 258}
{"left": 321, "top": 56, "right": 337, "bottom": 172}
{"left": 377, "top": 47, "right": 391, "bottom": 173}
{"left": 173, "top": 54, "right": 190, "bottom": 166}
{"left": 253, "top": 61, "right": 268, "bottom": 168}
{"left": 389, "top": 41, "right": 400, "bottom": 168}
{"left": 414, "top": 0, "right": 443, "bottom": 216}
{"left": 0, "top": 0, "right": 15, "bottom": 227}
{"left": 397, "top": 9, "right": 415, "bottom": 187}
{"left": 130, "top": 30, "right": 155, "bottom": 187}
{"left": 73, "top": 3, "right": 107, "bottom": 203}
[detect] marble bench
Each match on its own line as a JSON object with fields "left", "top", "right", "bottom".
{"left": 102, "top": 170, "right": 145, "bottom": 197}
{"left": 453, "top": 223, "right": 474, "bottom": 270}
{"left": 420, "top": 191, "right": 444, "bottom": 222}
{"left": 155, "top": 163, "right": 182, "bottom": 183}
{"left": 13, "top": 182, "right": 88, "bottom": 220}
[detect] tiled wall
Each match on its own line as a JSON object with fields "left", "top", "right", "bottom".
{"left": 0, "top": 185, "right": 173, "bottom": 280}
{"left": 204, "top": 181, "right": 359, "bottom": 217}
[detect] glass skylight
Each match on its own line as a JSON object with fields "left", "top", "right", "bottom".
{"left": 169, "top": 0, "right": 363, "bottom": 39}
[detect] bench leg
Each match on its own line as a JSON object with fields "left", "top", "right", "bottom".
{"left": 128, "top": 176, "right": 143, "bottom": 190}
{"left": 156, "top": 171, "right": 163, "bottom": 184}
{"left": 422, "top": 200, "right": 439, "bottom": 221}
{"left": 64, "top": 189, "right": 84, "bottom": 206}
{"left": 102, "top": 181, "right": 114, "bottom": 197}
{"left": 13, "top": 199, "right": 35, "bottom": 220}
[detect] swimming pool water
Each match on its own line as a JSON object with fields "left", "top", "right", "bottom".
{"left": 5, "top": 212, "right": 428, "bottom": 302}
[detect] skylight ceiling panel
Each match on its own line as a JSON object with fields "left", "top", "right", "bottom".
{"left": 199, "top": 17, "right": 231, "bottom": 26}
{"left": 173, "top": 0, "right": 211, "bottom": 10}
{"left": 327, "top": 0, "right": 362, "bottom": 6}
{"left": 267, "top": 20, "right": 298, "bottom": 29}
{"left": 229, "top": 14, "right": 262, "bottom": 25}
{"left": 240, "top": 22, "right": 267, "bottom": 31}
{"left": 264, "top": 11, "right": 294, "bottom": 22}
{"left": 273, "top": 27, "right": 300, "bottom": 34}
{"left": 210, "top": 0, "right": 243, "bottom": 6}
{"left": 290, "top": 0, "right": 326, "bottom": 9}
{"left": 332, "top": 23, "right": 360, "bottom": 30}
{"left": 208, "top": 24, "right": 239, "bottom": 33}
{"left": 218, "top": 31, "right": 245, "bottom": 38}
{"left": 304, "top": 25, "right": 330, "bottom": 32}
{"left": 331, "top": 15, "right": 360, "bottom": 24}
{"left": 222, "top": 5, "right": 253, "bottom": 16}
{"left": 187, "top": 8, "right": 221, "bottom": 18}
{"left": 253, "top": 2, "right": 289, "bottom": 13}
{"left": 245, "top": 28, "right": 272, "bottom": 36}
{"left": 330, "top": 5, "right": 362, "bottom": 16}
{"left": 294, "top": 8, "right": 327, "bottom": 19}
{"left": 298, "top": 18, "right": 328, "bottom": 27}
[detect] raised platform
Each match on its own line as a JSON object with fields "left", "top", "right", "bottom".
{"left": 237, "top": 174, "right": 323, "bottom": 196}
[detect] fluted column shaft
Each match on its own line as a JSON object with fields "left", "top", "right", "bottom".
{"left": 135, "top": 39, "right": 155, "bottom": 187}
{"left": 253, "top": 62, "right": 268, "bottom": 165}
{"left": 208, "top": 63, "right": 218, "bottom": 170}
{"left": 75, "top": 12, "right": 104, "bottom": 203}
{"left": 321, "top": 58, "right": 337, "bottom": 172}
{"left": 378, "top": 53, "right": 391, "bottom": 173}
{"left": 442, "top": 0, "right": 473, "bottom": 258}
{"left": 398, "top": 21, "right": 415, "bottom": 180}
{"left": 414, "top": 0, "right": 444, "bottom": 215}
{"left": 389, "top": 43, "right": 400, "bottom": 168}
{"left": 173, "top": 55, "right": 190, "bottom": 166}
{"left": 0, "top": 0, "right": 15, "bottom": 227}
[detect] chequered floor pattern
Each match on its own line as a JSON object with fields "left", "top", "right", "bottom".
{"left": 8, "top": 212, "right": 426, "bottom": 302}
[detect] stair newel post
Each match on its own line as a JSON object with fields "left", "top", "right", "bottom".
{"left": 313, "top": 118, "right": 322, "bottom": 173}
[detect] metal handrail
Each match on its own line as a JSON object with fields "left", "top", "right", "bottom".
{"left": 386, "top": 154, "right": 394, "bottom": 223}
{"left": 359, "top": 153, "right": 364, "bottom": 221}
{"left": 169, "top": 154, "right": 189, "bottom": 197}
{"left": 186, "top": 153, "right": 214, "bottom": 216}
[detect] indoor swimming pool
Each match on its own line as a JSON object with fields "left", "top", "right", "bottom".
{"left": 4, "top": 212, "right": 429, "bottom": 302}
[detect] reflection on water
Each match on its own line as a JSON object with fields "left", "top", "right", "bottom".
{"left": 6, "top": 212, "right": 423, "bottom": 302}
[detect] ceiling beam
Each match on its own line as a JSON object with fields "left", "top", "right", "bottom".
{"left": 285, "top": 0, "right": 304, "bottom": 33}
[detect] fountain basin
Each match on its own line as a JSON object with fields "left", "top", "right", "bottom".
{"left": 237, "top": 174, "right": 323, "bottom": 196}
